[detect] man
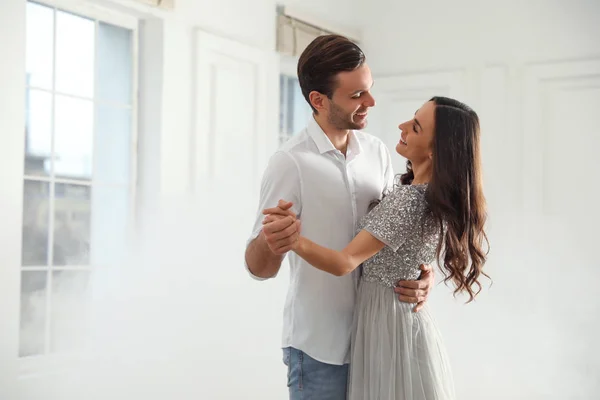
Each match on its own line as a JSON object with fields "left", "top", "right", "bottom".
{"left": 244, "top": 35, "right": 434, "bottom": 399}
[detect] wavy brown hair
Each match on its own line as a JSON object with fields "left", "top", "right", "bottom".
{"left": 401, "top": 96, "right": 490, "bottom": 302}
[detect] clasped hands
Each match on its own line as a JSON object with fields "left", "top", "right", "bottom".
{"left": 261, "top": 199, "right": 434, "bottom": 312}
{"left": 261, "top": 200, "right": 300, "bottom": 255}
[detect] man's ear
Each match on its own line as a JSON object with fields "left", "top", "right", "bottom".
{"left": 309, "top": 91, "right": 327, "bottom": 113}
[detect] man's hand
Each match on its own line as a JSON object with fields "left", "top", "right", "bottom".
{"left": 394, "top": 264, "right": 435, "bottom": 312}
{"left": 261, "top": 200, "right": 301, "bottom": 255}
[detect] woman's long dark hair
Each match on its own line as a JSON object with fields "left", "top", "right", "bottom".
{"left": 401, "top": 96, "right": 489, "bottom": 302}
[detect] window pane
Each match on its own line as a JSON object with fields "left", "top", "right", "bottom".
{"left": 26, "top": 2, "right": 53, "bottom": 90}
{"left": 53, "top": 183, "right": 91, "bottom": 266}
{"left": 97, "top": 22, "right": 133, "bottom": 105}
{"left": 279, "top": 75, "right": 311, "bottom": 145}
{"left": 291, "top": 83, "right": 310, "bottom": 134}
{"left": 94, "top": 105, "right": 131, "bottom": 185}
{"left": 279, "top": 75, "right": 286, "bottom": 134}
{"left": 54, "top": 95, "right": 94, "bottom": 180}
{"left": 22, "top": 180, "right": 50, "bottom": 266}
{"left": 90, "top": 186, "right": 130, "bottom": 266}
{"left": 50, "top": 270, "right": 90, "bottom": 353}
{"left": 55, "top": 10, "right": 94, "bottom": 98}
{"left": 25, "top": 89, "right": 52, "bottom": 176}
{"left": 19, "top": 271, "right": 48, "bottom": 357}
{"left": 286, "top": 77, "right": 297, "bottom": 134}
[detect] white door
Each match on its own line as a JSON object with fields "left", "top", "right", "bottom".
{"left": 193, "top": 30, "right": 278, "bottom": 196}
{"left": 191, "top": 30, "right": 288, "bottom": 399}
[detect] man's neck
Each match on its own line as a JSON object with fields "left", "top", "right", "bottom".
{"left": 314, "top": 113, "right": 350, "bottom": 155}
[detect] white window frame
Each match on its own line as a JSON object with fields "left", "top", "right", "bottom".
{"left": 279, "top": 53, "right": 298, "bottom": 77}
{"left": 20, "top": 0, "right": 139, "bottom": 376}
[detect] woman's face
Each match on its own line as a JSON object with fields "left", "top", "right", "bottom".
{"left": 395, "top": 100, "right": 435, "bottom": 164}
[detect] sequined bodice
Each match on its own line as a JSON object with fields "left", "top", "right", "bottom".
{"left": 357, "top": 184, "right": 440, "bottom": 287}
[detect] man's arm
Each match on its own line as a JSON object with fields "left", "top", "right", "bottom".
{"left": 395, "top": 264, "right": 435, "bottom": 312}
{"left": 244, "top": 151, "right": 302, "bottom": 280}
{"left": 245, "top": 233, "right": 286, "bottom": 279}
{"left": 245, "top": 203, "right": 299, "bottom": 279}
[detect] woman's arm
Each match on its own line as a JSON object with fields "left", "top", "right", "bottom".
{"left": 293, "top": 231, "right": 385, "bottom": 276}
{"left": 262, "top": 201, "right": 386, "bottom": 276}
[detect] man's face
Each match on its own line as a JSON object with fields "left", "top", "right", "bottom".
{"left": 326, "top": 64, "right": 376, "bottom": 130}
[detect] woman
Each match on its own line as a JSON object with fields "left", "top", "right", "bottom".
{"left": 263, "top": 96, "right": 489, "bottom": 399}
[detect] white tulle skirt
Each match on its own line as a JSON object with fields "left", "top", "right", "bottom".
{"left": 348, "top": 280, "right": 456, "bottom": 400}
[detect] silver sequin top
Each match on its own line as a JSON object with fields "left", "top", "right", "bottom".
{"left": 357, "top": 184, "right": 441, "bottom": 287}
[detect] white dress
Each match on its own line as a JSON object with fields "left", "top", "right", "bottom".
{"left": 348, "top": 184, "right": 455, "bottom": 400}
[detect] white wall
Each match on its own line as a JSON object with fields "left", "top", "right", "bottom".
{"left": 0, "top": 1, "right": 26, "bottom": 398}
{"left": 362, "top": 0, "right": 599, "bottom": 73}
{"left": 361, "top": 0, "right": 600, "bottom": 399}
{"left": 142, "top": 0, "right": 277, "bottom": 197}
{"left": 140, "top": 0, "right": 364, "bottom": 196}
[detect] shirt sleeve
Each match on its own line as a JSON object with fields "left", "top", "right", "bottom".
{"left": 382, "top": 144, "right": 395, "bottom": 192}
{"left": 362, "top": 186, "right": 424, "bottom": 252}
{"left": 244, "top": 151, "right": 302, "bottom": 280}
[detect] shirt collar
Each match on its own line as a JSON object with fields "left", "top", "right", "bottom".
{"left": 346, "top": 129, "right": 363, "bottom": 161}
{"left": 307, "top": 115, "right": 336, "bottom": 154}
{"left": 307, "top": 115, "right": 363, "bottom": 159}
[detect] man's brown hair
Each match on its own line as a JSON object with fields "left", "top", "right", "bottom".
{"left": 297, "top": 35, "right": 366, "bottom": 113}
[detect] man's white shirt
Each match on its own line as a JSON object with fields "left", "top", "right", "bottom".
{"left": 246, "top": 116, "right": 394, "bottom": 365}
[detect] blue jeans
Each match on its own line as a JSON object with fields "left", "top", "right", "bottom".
{"left": 282, "top": 347, "right": 349, "bottom": 400}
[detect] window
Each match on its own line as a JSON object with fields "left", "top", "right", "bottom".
{"left": 278, "top": 56, "right": 311, "bottom": 145}
{"left": 20, "top": 1, "right": 138, "bottom": 358}
{"left": 279, "top": 74, "right": 311, "bottom": 144}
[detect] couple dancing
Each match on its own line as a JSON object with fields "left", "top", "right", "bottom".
{"left": 245, "top": 34, "right": 489, "bottom": 400}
